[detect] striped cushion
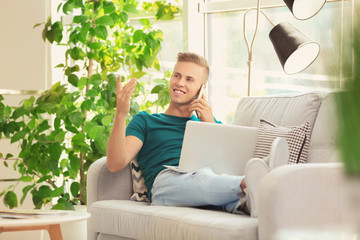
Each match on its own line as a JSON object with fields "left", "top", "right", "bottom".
{"left": 130, "top": 159, "right": 149, "bottom": 202}
{"left": 254, "top": 119, "right": 310, "bottom": 164}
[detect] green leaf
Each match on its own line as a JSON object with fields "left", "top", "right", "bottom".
{"left": 124, "top": 4, "right": 138, "bottom": 14}
{"left": 73, "top": 15, "right": 88, "bottom": 24}
{"left": 63, "top": 0, "right": 74, "bottom": 14}
{"left": 78, "top": 77, "right": 87, "bottom": 91}
{"left": 96, "top": 15, "right": 115, "bottom": 26}
{"left": 79, "top": 22, "right": 91, "bottom": 44}
{"left": 89, "top": 73, "right": 102, "bottom": 85}
{"left": 133, "top": 30, "right": 145, "bottom": 43}
{"left": 72, "top": 132, "right": 85, "bottom": 144}
{"left": 11, "top": 130, "right": 26, "bottom": 143}
{"left": 101, "top": 115, "right": 113, "bottom": 126}
{"left": 70, "top": 47, "right": 86, "bottom": 60}
{"left": 5, "top": 153, "right": 13, "bottom": 159}
{"left": 103, "top": 2, "right": 116, "bottom": 14}
{"left": 88, "top": 125, "right": 104, "bottom": 140}
{"left": 49, "top": 21, "right": 63, "bottom": 44}
{"left": 4, "top": 191, "right": 18, "bottom": 209}
{"left": 71, "top": 65, "right": 80, "bottom": 72}
{"left": 33, "top": 22, "right": 44, "bottom": 29}
{"left": 54, "top": 131, "right": 66, "bottom": 142}
{"left": 28, "top": 118, "right": 36, "bottom": 130}
{"left": 51, "top": 201, "right": 75, "bottom": 210}
{"left": 37, "top": 175, "right": 52, "bottom": 184}
{"left": 119, "top": 12, "right": 128, "bottom": 23}
{"left": 83, "top": 121, "right": 96, "bottom": 134}
{"left": 139, "top": 19, "right": 151, "bottom": 26}
{"left": 155, "top": 5, "right": 176, "bottom": 21}
{"left": 11, "top": 107, "right": 25, "bottom": 120}
{"left": 54, "top": 117, "right": 61, "bottom": 130}
{"left": 69, "top": 151, "right": 81, "bottom": 174}
{"left": 21, "top": 184, "right": 34, "bottom": 205}
{"left": 74, "top": 0, "right": 84, "bottom": 8}
{"left": 132, "top": 71, "right": 147, "bottom": 79}
{"left": 49, "top": 142, "right": 62, "bottom": 163}
{"left": 70, "top": 182, "right": 80, "bottom": 197}
{"left": 69, "top": 111, "right": 83, "bottom": 128}
{"left": 57, "top": 2, "right": 63, "bottom": 13}
{"left": 19, "top": 149, "right": 31, "bottom": 158}
{"left": 153, "top": 58, "right": 160, "bottom": 71}
{"left": 65, "top": 124, "right": 79, "bottom": 134}
{"left": 68, "top": 74, "right": 79, "bottom": 87}
{"left": 69, "top": 31, "right": 78, "bottom": 44}
{"left": 110, "top": 12, "right": 119, "bottom": 23}
{"left": 37, "top": 185, "right": 52, "bottom": 200}
{"left": 18, "top": 176, "right": 32, "bottom": 182}
{"left": 4, "top": 106, "right": 11, "bottom": 117}
{"left": 151, "top": 84, "right": 163, "bottom": 94}
{"left": 94, "top": 25, "right": 108, "bottom": 40}
{"left": 86, "top": 88, "right": 99, "bottom": 98}
{"left": 38, "top": 120, "right": 51, "bottom": 133}
{"left": 96, "top": 99, "right": 109, "bottom": 109}
{"left": 158, "top": 87, "right": 170, "bottom": 108}
{"left": 81, "top": 99, "right": 93, "bottom": 111}
{"left": 89, "top": 42, "right": 102, "bottom": 50}
{"left": 55, "top": 63, "right": 65, "bottom": 68}
{"left": 51, "top": 186, "right": 64, "bottom": 198}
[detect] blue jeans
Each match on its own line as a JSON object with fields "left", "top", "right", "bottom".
{"left": 151, "top": 167, "right": 246, "bottom": 214}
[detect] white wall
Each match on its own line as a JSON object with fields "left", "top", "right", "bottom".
{"left": 0, "top": 1, "right": 50, "bottom": 239}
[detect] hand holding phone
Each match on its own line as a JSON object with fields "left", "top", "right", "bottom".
{"left": 195, "top": 85, "right": 206, "bottom": 118}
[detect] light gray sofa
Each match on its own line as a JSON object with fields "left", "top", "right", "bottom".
{"left": 87, "top": 92, "right": 346, "bottom": 240}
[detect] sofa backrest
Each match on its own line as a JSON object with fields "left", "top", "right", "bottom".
{"left": 307, "top": 92, "right": 340, "bottom": 163}
{"left": 232, "top": 92, "right": 339, "bottom": 164}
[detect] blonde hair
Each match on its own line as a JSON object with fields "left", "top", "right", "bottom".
{"left": 177, "top": 52, "right": 209, "bottom": 81}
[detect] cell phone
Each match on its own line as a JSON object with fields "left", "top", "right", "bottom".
{"left": 196, "top": 85, "right": 205, "bottom": 100}
{"left": 195, "top": 85, "right": 205, "bottom": 118}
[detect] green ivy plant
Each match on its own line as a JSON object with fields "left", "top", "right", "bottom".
{"left": 0, "top": 0, "right": 179, "bottom": 210}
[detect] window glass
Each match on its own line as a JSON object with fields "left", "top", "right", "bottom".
{"left": 207, "top": 2, "right": 351, "bottom": 123}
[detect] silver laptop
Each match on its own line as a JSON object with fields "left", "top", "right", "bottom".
{"left": 164, "top": 121, "right": 258, "bottom": 176}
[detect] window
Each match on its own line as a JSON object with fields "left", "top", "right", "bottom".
{"left": 191, "top": 0, "right": 352, "bottom": 123}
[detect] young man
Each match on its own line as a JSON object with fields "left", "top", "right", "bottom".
{"left": 106, "top": 52, "right": 288, "bottom": 215}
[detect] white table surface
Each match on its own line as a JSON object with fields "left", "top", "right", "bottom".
{"left": 0, "top": 210, "right": 91, "bottom": 227}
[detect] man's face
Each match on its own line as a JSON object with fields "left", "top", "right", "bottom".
{"left": 169, "top": 61, "right": 207, "bottom": 106}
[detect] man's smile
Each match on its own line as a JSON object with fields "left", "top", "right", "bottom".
{"left": 174, "top": 89, "right": 186, "bottom": 95}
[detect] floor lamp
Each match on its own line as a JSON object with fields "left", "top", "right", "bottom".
{"left": 244, "top": 0, "right": 326, "bottom": 96}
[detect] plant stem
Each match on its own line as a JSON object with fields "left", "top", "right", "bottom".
{"left": 78, "top": 36, "right": 95, "bottom": 205}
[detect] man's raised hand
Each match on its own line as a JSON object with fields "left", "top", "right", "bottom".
{"left": 116, "top": 75, "right": 137, "bottom": 119}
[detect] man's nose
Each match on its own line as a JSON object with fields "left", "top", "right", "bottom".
{"left": 176, "top": 77, "right": 186, "bottom": 86}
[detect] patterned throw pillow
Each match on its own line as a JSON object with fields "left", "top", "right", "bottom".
{"left": 130, "top": 159, "right": 149, "bottom": 202}
{"left": 254, "top": 119, "right": 311, "bottom": 164}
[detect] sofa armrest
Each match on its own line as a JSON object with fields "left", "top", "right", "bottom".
{"left": 258, "top": 163, "right": 347, "bottom": 240}
{"left": 87, "top": 157, "right": 133, "bottom": 206}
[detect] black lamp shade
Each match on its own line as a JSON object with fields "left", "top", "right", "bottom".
{"left": 283, "top": 0, "right": 326, "bottom": 20}
{"left": 269, "top": 22, "right": 320, "bottom": 75}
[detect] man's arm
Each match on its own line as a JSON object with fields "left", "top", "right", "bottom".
{"left": 106, "top": 76, "right": 143, "bottom": 172}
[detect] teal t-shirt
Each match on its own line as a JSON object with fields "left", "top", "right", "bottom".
{"left": 125, "top": 111, "right": 221, "bottom": 200}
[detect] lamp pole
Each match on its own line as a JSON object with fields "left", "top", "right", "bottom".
{"left": 243, "top": 0, "right": 275, "bottom": 96}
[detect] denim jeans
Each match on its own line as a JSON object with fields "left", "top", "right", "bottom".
{"left": 151, "top": 167, "right": 246, "bottom": 214}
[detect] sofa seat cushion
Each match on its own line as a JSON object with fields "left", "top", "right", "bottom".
{"left": 89, "top": 200, "right": 258, "bottom": 240}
